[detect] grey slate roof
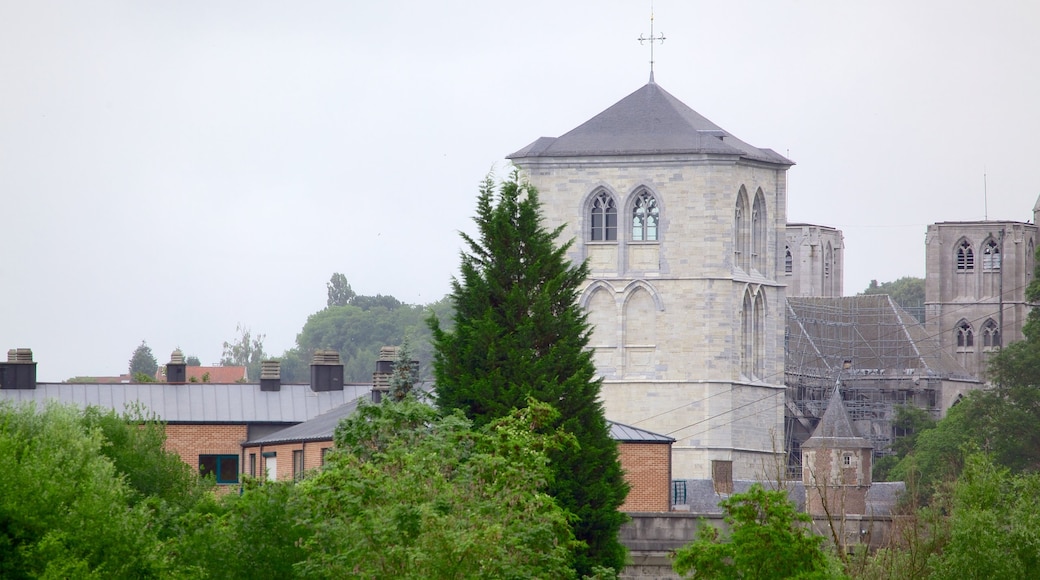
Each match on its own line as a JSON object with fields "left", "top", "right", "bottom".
{"left": 608, "top": 420, "right": 675, "bottom": 443}
{"left": 508, "top": 81, "right": 792, "bottom": 165}
{"left": 0, "top": 383, "right": 370, "bottom": 423}
{"left": 802, "top": 386, "right": 873, "bottom": 449}
{"left": 244, "top": 385, "right": 669, "bottom": 446}
{"left": 244, "top": 382, "right": 435, "bottom": 445}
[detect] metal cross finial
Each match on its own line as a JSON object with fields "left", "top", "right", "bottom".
{"left": 638, "top": 3, "right": 666, "bottom": 82}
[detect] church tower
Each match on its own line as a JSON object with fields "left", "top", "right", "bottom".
{"left": 801, "top": 385, "right": 873, "bottom": 516}
{"left": 509, "top": 80, "right": 792, "bottom": 479}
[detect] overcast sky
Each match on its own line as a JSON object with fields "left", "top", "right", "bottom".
{"left": 3, "top": 1, "right": 1037, "bottom": 381}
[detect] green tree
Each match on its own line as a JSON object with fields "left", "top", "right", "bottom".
{"left": 167, "top": 480, "right": 309, "bottom": 579}
{"left": 860, "top": 276, "right": 926, "bottom": 323}
{"left": 295, "top": 398, "right": 579, "bottom": 579}
{"left": 185, "top": 354, "right": 202, "bottom": 366}
{"left": 672, "top": 484, "right": 846, "bottom": 580}
{"left": 929, "top": 452, "right": 1040, "bottom": 579}
{"left": 388, "top": 338, "right": 419, "bottom": 402}
{"left": 430, "top": 173, "right": 629, "bottom": 576}
{"left": 326, "top": 272, "right": 356, "bottom": 308}
{"left": 128, "top": 339, "right": 158, "bottom": 378}
{"left": 221, "top": 324, "right": 268, "bottom": 382}
{"left": 0, "top": 401, "right": 166, "bottom": 577}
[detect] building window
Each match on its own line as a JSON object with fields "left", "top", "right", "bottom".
{"left": 843, "top": 454, "right": 852, "bottom": 467}
{"left": 751, "top": 190, "right": 767, "bottom": 272}
{"left": 784, "top": 246, "right": 793, "bottom": 274}
{"left": 956, "top": 321, "right": 974, "bottom": 349}
{"left": 631, "top": 189, "right": 659, "bottom": 241}
{"left": 982, "top": 319, "right": 1000, "bottom": 349}
{"left": 249, "top": 453, "right": 257, "bottom": 477}
{"left": 293, "top": 450, "right": 305, "bottom": 480}
{"left": 199, "top": 454, "right": 239, "bottom": 484}
{"left": 982, "top": 239, "right": 1001, "bottom": 270}
{"left": 320, "top": 447, "right": 330, "bottom": 466}
{"left": 734, "top": 188, "right": 750, "bottom": 271}
{"left": 590, "top": 191, "right": 617, "bottom": 241}
{"left": 956, "top": 240, "right": 974, "bottom": 271}
{"left": 263, "top": 451, "right": 277, "bottom": 482}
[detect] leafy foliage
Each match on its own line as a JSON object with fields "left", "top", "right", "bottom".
{"left": 221, "top": 324, "right": 268, "bottom": 382}
{"left": 859, "top": 276, "right": 925, "bottom": 323}
{"left": 326, "top": 272, "right": 356, "bottom": 307}
{"left": 430, "top": 173, "right": 628, "bottom": 576}
{"left": 672, "top": 484, "right": 846, "bottom": 580}
{"left": 0, "top": 401, "right": 168, "bottom": 578}
{"left": 280, "top": 293, "right": 453, "bottom": 384}
{"left": 388, "top": 338, "right": 419, "bottom": 402}
{"left": 128, "top": 339, "right": 158, "bottom": 377}
{"left": 296, "top": 398, "right": 579, "bottom": 579}
{"left": 928, "top": 453, "right": 1040, "bottom": 579}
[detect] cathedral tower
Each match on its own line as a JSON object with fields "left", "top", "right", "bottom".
{"left": 509, "top": 80, "right": 792, "bottom": 479}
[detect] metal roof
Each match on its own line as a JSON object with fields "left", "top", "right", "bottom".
{"left": 245, "top": 382, "right": 434, "bottom": 445}
{"left": 0, "top": 383, "right": 370, "bottom": 423}
{"left": 607, "top": 420, "right": 675, "bottom": 443}
{"left": 508, "top": 81, "right": 792, "bottom": 166}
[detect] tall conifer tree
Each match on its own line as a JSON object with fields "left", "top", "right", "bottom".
{"left": 430, "top": 172, "right": 629, "bottom": 575}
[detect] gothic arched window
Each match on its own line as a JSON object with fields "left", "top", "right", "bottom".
{"left": 784, "top": 246, "right": 793, "bottom": 274}
{"left": 982, "top": 319, "right": 1000, "bottom": 349}
{"left": 734, "top": 188, "right": 750, "bottom": 271}
{"left": 982, "top": 239, "right": 1001, "bottom": 270}
{"left": 956, "top": 240, "right": 974, "bottom": 271}
{"left": 956, "top": 320, "right": 974, "bottom": 349}
{"left": 631, "top": 189, "right": 659, "bottom": 241}
{"left": 751, "top": 190, "right": 767, "bottom": 273}
{"left": 589, "top": 191, "right": 617, "bottom": 242}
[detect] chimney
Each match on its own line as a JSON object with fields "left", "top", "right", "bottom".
{"left": 166, "top": 349, "right": 187, "bottom": 383}
{"left": 260, "top": 359, "right": 281, "bottom": 392}
{"left": 370, "top": 346, "right": 398, "bottom": 403}
{"left": 309, "top": 349, "right": 344, "bottom": 392}
{"left": 0, "top": 348, "right": 37, "bottom": 390}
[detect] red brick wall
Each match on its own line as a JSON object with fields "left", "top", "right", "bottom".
{"left": 619, "top": 442, "right": 672, "bottom": 512}
{"left": 164, "top": 424, "right": 248, "bottom": 474}
{"left": 243, "top": 440, "right": 334, "bottom": 481}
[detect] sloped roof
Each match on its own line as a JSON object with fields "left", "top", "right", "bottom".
{"left": 0, "top": 383, "right": 369, "bottom": 423}
{"left": 243, "top": 384, "right": 670, "bottom": 446}
{"left": 607, "top": 420, "right": 675, "bottom": 443}
{"left": 244, "top": 382, "right": 434, "bottom": 446}
{"left": 508, "top": 81, "right": 791, "bottom": 165}
{"left": 801, "top": 387, "right": 872, "bottom": 449}
{"left": 786, "top": 295, "right": 976, "bottom": 381}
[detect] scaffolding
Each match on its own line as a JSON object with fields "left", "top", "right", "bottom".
{"left": 784, "top": 295, "right": 980, "bottom": 476}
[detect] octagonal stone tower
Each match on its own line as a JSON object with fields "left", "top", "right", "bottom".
{"left": 508, "top": 79, "right": 792, "bottom": 479}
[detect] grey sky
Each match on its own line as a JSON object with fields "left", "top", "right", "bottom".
{"left": 3, "top": 1, "right": 1037, "bottom": 381}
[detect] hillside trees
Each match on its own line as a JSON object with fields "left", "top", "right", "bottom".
{"left": 430, "top": 173, "right": 629, "bottom": 576}
{"left": 221, "top": 324, "right": 268, "bottom": 382}
{"left": 279, "top": 292, "right": 452, "bottom": 383}
{"left": 128, "top": 339, "right": 158, "bottom": 379}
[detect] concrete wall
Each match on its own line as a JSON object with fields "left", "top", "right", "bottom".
{"left": 619, "top": 512, "right": 901, "bottom": 579}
